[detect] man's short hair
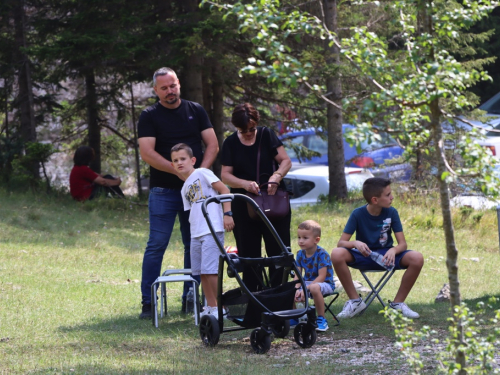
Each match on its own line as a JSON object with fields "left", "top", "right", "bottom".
{"left": 298, "top": 220, "right": 321, "bottom": 238}
{"left": 153, "top": 67, "right": 176, "bottom": 86}
{"left": 362, "top": 177, "right": 391, "bottom": 204}
{"left": 171, "top": 143, "right": 193, "bottom": 158}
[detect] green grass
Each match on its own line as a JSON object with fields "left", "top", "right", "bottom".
{"left": 1, "top": 188, "right": 500, "bottom": 374}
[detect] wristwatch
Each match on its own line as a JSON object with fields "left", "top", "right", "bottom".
{"left": 223, "top": 211, "right": 233, "bottom": 217}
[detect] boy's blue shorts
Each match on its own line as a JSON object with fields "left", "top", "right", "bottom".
{"left": 344, "top": 247, "right": 412, "bottom": 271}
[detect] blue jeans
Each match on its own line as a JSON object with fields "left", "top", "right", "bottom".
{"left": 140, "top": 187, "right": 200, "bottom": 305}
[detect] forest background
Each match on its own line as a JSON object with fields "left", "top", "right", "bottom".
{"left": 1, "top": 0, "right": 500, "bottom": 197}
{"left": 3, "top": 1, "right": 500, "bottom": 372}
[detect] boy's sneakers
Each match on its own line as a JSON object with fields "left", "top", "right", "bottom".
{"left": 198, "top": 306, "right": 229, "bottom": 321}
{"left": 337, "top": 297, "right": 367, "bottom": 318}
{"left": 289, "top": 318, "right": 299, "bottom": 327}
{"left": 389, "top": 301, "right": 420, "bottom": 319}
{"left": 316, "top": 316, "right": 329, "bottom": 332}
{"left": 200, "top": 307, "right": 212, "bottom": 318}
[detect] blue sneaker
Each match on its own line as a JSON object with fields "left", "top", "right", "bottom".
{"left": 289, "top": 318, "right": 299, "bottom": 327}
{"left": 316, "top": 316, "right": 329, "bottom": 332}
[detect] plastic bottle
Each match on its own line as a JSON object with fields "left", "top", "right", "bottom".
{"left": 295, "top": 301, "right": 307, "bottom": 322}
{"left": 186, "top": 287, "right": 195, "bottom": 313}
{"left": 370, "top": 251, "right": 394, "bottom": 270}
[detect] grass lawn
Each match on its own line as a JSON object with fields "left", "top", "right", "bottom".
{"left": 1, "top": 188, "right": 500, "bottom": 374}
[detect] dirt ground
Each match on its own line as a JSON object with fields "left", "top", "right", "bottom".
{"left": 253, "top": 330, "right": 500, "bottom": 374}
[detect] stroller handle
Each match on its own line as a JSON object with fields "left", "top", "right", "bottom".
{"left": 201, "top": 194, "right": 289, "bottom": 257}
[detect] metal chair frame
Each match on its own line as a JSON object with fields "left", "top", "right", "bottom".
{"left": 357, "top": 268, "right": 398, "bottom": 314}
{"left": 151, "top": 269, "right": 201, "bottom": 328}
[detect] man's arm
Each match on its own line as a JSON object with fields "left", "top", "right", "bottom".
{"left": 200, "top": 128, "right": 218, "bottom": 169}
{"left": 138, "top": 137, "right": 179, "bottom": 176}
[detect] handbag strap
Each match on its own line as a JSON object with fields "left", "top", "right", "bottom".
{"left": 255, "top": 127, "right": 264, "bottom": 185}
{"left": 255, "top": 127, "right": 276, "bottom": 185}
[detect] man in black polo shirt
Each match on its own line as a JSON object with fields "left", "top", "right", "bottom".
{"left": 138, "top": 67, "right": 218, "bottom": 319}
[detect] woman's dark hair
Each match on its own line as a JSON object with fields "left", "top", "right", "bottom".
{"left": 73, "top": 146, "right": 95, "bottom": 166}
{"left": 231, "top": 103, "right": 260, "bottom": 131}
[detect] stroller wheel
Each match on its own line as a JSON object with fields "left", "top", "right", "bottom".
{"left": 271, "top": 319, "right": 290, "bottom": 338}
{"left": 199, "top": 315, "right": 220, "bottom": 347}
{"left": 293, "top": 322, "right": 317, "bottom": 348}
{"left": 250, "top": 328, "right": 271, "bottom": 354}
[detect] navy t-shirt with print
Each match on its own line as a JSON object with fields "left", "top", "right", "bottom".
{"left": 343, "top": 205, "right": 403, "bottom": 250}
{"left": 295, "top": 245, "right": 335, "bottom": 291}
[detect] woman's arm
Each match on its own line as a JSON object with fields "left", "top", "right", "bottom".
{"left": 221, "top": 165, "right": 260, "bottom": 195}
{"left": 267, "top": 146, "right": 292, "bottom": 195}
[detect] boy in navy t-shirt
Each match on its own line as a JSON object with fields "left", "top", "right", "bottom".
{"left": 331, "top": 177, "right": 424, "bottom": 319}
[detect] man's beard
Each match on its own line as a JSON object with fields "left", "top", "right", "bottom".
{"left": 165, "top": 90, "right": 180, "bottom": 104}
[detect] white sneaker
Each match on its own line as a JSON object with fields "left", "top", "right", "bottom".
{"left": 210, "top": 306, "right": 229, "bottom": 320}
{"left": 200, "top": 307, "right": 212, "bottom": 318}
{"left": 390, "top": 302, "right": 420, "bottom": 319}
{"left": 337, "top": 298, "right": 366, "bottom": 318}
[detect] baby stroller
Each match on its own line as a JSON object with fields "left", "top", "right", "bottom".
{"left": 199, "top": 193, "right": 317, "bottom": 354}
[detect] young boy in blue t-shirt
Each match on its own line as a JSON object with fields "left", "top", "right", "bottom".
{"left": 292, "top": 220, "right": 335, "bottom": 332}
{"left": 331, "top": 177, "right": 424, "bottom": 319}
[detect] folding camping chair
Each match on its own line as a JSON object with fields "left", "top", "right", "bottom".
{"left": 355, "top": 268, "right": 399, "bottom": 314}
{"left": 323, "top": 291, "right": 340, "bottom": 326}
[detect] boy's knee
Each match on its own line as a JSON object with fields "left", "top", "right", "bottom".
{"left": 308, "top": 283, "right": 320, "bottom": 293}
{"left": 331, "top": 247, "right": 351, "bottom": 265}
{"left": 405, "top": 251, "right": 424, "bottom": 269}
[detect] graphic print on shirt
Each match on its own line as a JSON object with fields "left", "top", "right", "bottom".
{"left": 379, "top": 218, "right": 392, "bottom": 247}
{"left": 184, "top": 178, "right": 209, "bottom": 206}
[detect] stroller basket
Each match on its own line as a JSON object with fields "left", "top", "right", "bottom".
{"left": 222, "top": 281, "right": 296, "bottom": 328}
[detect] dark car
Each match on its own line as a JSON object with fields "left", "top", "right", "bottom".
{"left": 279, "top": 124, "right": 412, "bottom": 181}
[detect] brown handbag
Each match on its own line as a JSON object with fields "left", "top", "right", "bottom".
{"left": 245, "top": 128, "right": 290, "bottom": 221}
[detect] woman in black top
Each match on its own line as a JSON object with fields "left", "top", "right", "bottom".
{"left": 221, "top": 103, "right": 292, "bottom": 291}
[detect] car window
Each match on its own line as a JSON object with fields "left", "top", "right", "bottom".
{"left": 307, "top": 135, "right": 328, "bottom": 155}
{"left": 480, "top": 92, "right": 500, "bottom": 115}
{"left": 283, "top": 178, "right": 315, "bottom": 198}
{"left": 283, "top": 135, "right": 305, "bottom": 158}
{"left": 486, "top": 125, "right": 500, "bottom": 137}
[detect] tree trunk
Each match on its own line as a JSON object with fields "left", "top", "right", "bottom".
{"left": 211, "top": 60, "right": 224, "bottom": 178}
{"left": 423, "top": 0, "right": 466, "bottom": 371}
{"left": 85, "top": 70, "right": 101, "bottom": 173}
{"left": 323, "top": 0, "right": 347, "bottom": 201}
{"left": 13, "top": 0, "right": 38, "bottom": 178}
{"left": 129, "top": 83, "right": 142, "bottom": 198}
{"left": 180, "top": 0, "right": 204, "bottom": 105}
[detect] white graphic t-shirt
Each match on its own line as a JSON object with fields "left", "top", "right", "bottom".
{"left": 181, "top": 168, "right": 223, "bottom": 238}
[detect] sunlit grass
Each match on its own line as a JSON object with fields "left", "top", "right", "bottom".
{"left": 1, "top": 187, "right": 500, "bottom": 373}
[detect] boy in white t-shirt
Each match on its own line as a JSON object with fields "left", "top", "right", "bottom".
{"left": 171, "top": 143, "right": 235, "bottom": 319}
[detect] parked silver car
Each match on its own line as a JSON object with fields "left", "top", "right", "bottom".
{"left": 283, "top": 166, "right": 374, "bottom": 208}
